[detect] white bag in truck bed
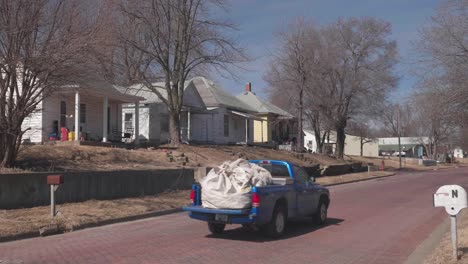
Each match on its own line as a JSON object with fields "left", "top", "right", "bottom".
{"left": 200, "top": 159, "right": 273, "bottom": 209}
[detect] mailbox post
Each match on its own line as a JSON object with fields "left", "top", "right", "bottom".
{"left": 434, "top": 185, "right": 468, "bottom": 260}
{"left": 47, "top": 175, "right": 64, "bottom": 217}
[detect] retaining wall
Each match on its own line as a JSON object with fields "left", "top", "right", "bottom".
{"left": 0, "top": 168, "right": 199, "bottom": 209}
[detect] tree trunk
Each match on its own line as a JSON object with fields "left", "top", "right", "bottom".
{"left": 360, "top": 137, "right": 364, "bottom": 156}
{"left": 314, "top": 133, "right": 323, "bottom": 154}
{"left": 335, "top": 126, "right": 346, "bottom": 159}
{"left": 0, "top": 133, "right": 20, "bottom": 168}
{"left": 169, "top": 111, "right": 181, "bottom": 147}
{"left": 297, "top": 89, "right": 303, "bottom": 152}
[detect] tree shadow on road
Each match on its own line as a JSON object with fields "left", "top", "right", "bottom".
{"left": 205, "top": 217, "right": 344, "bottom": 242}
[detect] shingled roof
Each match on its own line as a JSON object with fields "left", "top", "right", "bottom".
{"left": 118, "top": 77, "right": 257, "bottom": 113}
{"left": 236, "top": 91, "right": 293, "bottom": 117}
{"left": 190, "top": 77, "right": 256, "bottom": 112}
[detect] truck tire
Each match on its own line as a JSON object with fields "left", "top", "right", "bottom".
{"left": 208, "top": 222, "right": 225, "bottom": 235}
{"left": 263, "top": 205, "right": 286, "bottom": 238}
{"left": 313, "top": 198, "right": 328, "bottom": 225}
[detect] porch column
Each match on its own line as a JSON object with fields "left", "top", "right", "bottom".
{"left": 74, "top": 91, "right": 80, "bottom": 141}
{"left": 134, "top": 102, "right": 139, "bottom": 145}
{"left": 245, "top": 118, "right": 248, "bottom": 144}
{"left": 187, "top": 110, "right": 191, "bottom": 141}
{"left": 102, "top": 97, "right": 108, "bottom": 142}
{"left": 261, "top": 120, "right": 264, "bottom": 143}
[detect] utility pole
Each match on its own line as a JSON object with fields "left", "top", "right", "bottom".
{"left": 397, "top": 105, "right": 402, "bottom": 169}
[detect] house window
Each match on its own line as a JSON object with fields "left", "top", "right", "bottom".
{"left": 161, "top": 113, "right": 169, "bottom": 133}
{"left": 80, "top": 104, "right": 86, "bottom": 123}
{"left": 60, "top": 101, "right": 66, "bottom": 127}
{"left": 124, "top": 113, "right": 133, "bottom": 130}
{"left": 224, "top": 115, "right": 229, "bottom": 137}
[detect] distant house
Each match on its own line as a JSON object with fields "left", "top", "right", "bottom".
{"left": 303, "top": 130, "right": 378, "bottom": 157}
{"left": 454, "top": 147, "right": 464, "bottom": 158}
{"left": 378, "top": 137, "right": 430, "bottom": 158}
{"left": 303, "top": 130, "right": 335, "bottom": 154}
{"left": 236, "top": 83, "right": 296, "bottom": 144}
{"left": 344, "top": 134, "right": 379, "bottom": 157}
{"left": 121, "top": 77, "right": 260, "bottom": 145}
{"left": 22, "top": 80, "right": 143, "bottom": 144}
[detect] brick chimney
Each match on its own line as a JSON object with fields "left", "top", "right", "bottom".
{"left": 245, "top": 82, "right": 252, "bottom": 92}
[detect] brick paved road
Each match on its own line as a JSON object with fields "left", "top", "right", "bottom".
{"left": 1, "top": 168, "right": 467, "bottom": 264}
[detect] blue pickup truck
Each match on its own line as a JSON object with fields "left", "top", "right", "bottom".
{"left": 183, "top": 160, "right": 330, "bottom": 238}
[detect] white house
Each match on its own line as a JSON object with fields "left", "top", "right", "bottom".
{"left": 343, "top": 134, "right": 379, "bottom": 157}
{"left": 303, "top": 130, "right": 335, "bottom": 154}
{"left": 21, "top": 80, "right": 144, "bottom": 144}
{"left": 120, "top": 77, "right": 260, "bottom": 145}
{"left": 454, "top": 147, "right": 464, "bottom": 158}
{"left": 303, "top": 130, "right": 379, "bottom": 157}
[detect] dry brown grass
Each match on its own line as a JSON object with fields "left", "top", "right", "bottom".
{"left": 425, "top": 210, "right": 468, "bottom": 264}
{"left": 9, "top": 144, "right": 345, "bottom": 173}
{"left": 316, "top": 171, "right": 394, "bottom": 185}
{"left": 0, "top": 190, "right": 190, "bottom": 239}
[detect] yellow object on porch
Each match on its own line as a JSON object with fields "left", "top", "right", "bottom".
{"left": 68, "top": 132, "right": 75, "bottom": 141}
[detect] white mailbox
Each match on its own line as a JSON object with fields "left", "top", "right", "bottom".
{"left": 434, "top": 185, "right": 468, "bottom": 216}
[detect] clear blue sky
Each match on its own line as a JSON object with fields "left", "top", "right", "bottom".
{"left": 212, "top": 0, "right": 440, "bottom": 101}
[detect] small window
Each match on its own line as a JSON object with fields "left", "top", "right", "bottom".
{"left": 124, "top": 113, "right": 133, "bottom": 121}
{"left": 80, "top": 104, "right": 86, "bottom": 123}
{"left": 224, "top": 115, "right": 229, "bottom": 137}
{"left": 124, "top": 113, "right": 133, "bottom": 130}
{"left": 257, "top": 164, "right": 290, "bottom": 178}
{"left": 160, "top": 113, "right": 169, "bottom": 133}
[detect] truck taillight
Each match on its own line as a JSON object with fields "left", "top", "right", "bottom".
{"left": 190, "top": 189, "right": 196, "bottom": 204}
{"left": 252, "top": 192, "right": 260, "bottom": 207}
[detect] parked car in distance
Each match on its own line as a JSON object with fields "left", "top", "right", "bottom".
{"left": 182, "top": 160, "right": 330, "bottom": 238}
{"left": 392, "top": 151, "right": 406, "bottom": 157}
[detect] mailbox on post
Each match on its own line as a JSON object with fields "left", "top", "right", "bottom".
{"left": 434, "top": 185, "right": 468, "bottom": 260}
{"left": 47, "top": 175, "right": 64, "bottom": 185}
{"left": 47, "top": 175, "right": 64, "bottom": 217}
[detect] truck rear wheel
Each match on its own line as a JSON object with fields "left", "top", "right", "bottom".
{"left": 262, "top": 205, "right": 286, "bottom": 238}
{"left": 313, "top": 199, "right": 328, "bottom": 225}
{"left": 208, "top": 222, "right": 225, "bottom": 235}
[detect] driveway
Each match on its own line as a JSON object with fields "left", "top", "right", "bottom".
{"left": 1, "top": 168, "right": 466, "bottom": 264}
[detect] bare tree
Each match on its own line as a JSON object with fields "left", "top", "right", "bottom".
{"left": 416, "top": 0, "right": 468, "bottom": 117}
{"left": 412, "top": 78, "right": 459, "bottom": 160}
{"left": 379, "top": 102, "right": 415, "bottom": 137}
{"left": 264, "top": 20, "right": 321, "bottom": 152}
{"left": 267, "top": 17, "right": 398, "bottom": 159}
{"left": 0, "top": 0, "right": 99, "bottom": 168}
{"left": 117, "top": 0, "right": 246, "bottom": 147}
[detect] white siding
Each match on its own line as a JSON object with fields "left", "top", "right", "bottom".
{"left": 303, "top": 131, "right": 317, "bottom": 152}
{"left": 22, "top": 100, "right": 43, "bottom": 143}
{"left": 344, "top": 135, "right": 379, "bottom": 157}
{"left": 122, "top": 105, "right": 151, "bottom": 142}
{"left": 191, "top": 112, "right": 215, "bottom": 143}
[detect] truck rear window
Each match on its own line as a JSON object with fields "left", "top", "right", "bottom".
{"left": 257, "top": 164, "right": 290, "bottom": 177}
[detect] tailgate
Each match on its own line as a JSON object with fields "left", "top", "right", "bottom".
{"left": 183, "top": 205, "right": 250, "bottom": 215}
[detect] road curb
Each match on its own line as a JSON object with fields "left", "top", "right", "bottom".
{"left": 0, "top": 208, "right": 182, "bottom": 243}
{"left": 323, "top": 173, "right": 396, "bottom": 187}
{"left": 404, "top": 218, "right": 450, "bottom": 264}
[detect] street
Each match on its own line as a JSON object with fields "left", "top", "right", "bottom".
{"left": 1, "top": 168, "right": 467, "bottom": 264}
